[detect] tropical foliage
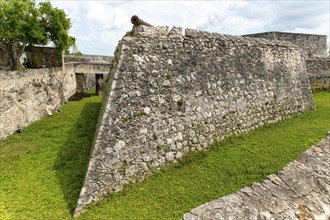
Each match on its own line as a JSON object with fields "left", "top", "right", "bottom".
{"left": 0, "top": 0, "right": 75, "bottom": 70}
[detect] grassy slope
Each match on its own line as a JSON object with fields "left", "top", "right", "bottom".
{"left": 0, "top": 95, "right": 102, "bottom": 220}
{"left": 0, "top": 92, "right": 329, "bottom": 220}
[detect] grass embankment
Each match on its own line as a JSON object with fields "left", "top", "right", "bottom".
{"left": 0, "top": 92, "right": 329, "bottom": 220}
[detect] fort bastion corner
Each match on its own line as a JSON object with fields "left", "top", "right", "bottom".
{"left": 73, "top": 23, "right": 324, "bottom": 216}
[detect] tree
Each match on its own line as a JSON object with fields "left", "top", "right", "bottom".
{"left": 0, "top": 0, "right": 75, "bottom": 70}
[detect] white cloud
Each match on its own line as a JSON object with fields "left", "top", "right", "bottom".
{"left": 48, "top": 0, "right": 329, "bottom": 55}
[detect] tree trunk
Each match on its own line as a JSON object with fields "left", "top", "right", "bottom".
{"left": 9, "top": 41, "right": 25, "bottom": 70}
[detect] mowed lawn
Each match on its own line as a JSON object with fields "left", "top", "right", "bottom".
{"left": 0, "top": 92, "right": 329, "bottom": 220}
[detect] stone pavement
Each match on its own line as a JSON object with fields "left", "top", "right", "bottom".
{"left": 182, "top": 132, "right": 330, "bottom": 220}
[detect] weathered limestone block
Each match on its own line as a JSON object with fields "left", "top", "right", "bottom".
{"left": 131, "top": 25, "right": 169, "bottom": 37}
{"left": 169, "top": 26, "right": 183, "bottom": 36}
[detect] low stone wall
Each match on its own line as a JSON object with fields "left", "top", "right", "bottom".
{"left": 0, "top": 67, "right": 75, "bottom": 139}
{"left": 306, "top": 57, "right": 330, "bottom": 91}
{"left": 74, "top": 26, "right": 315, "bottom": 215}
{"left": 0, "top": 54, "right": 113, "bottom": 139}
{"left": 182, "top": 132, "right": 330, "bottom": 220}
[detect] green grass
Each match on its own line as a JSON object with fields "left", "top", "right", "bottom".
{"left": 1, "top": 92, "right": 329, "bottom": 220}
{"left": 0, "top": 95, "right": 102, "bottom": 220}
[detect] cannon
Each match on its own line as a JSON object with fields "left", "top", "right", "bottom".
{"left": 131, "top": 15, "right": 153, "bottom": 27}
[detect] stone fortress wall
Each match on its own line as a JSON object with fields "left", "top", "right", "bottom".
{"left": 244, "top": 31, "right": 327, "bottom": 58}
{"left": 306, "top": 57, "right": 330, "bottom": 91}
{"left": 245, "top": 32, "right": 330, "bottom": 91}
{"left": 63, "top": 55, "right": 113, "bottom": 93}
{"left": 0, "top": 24, "right": 327, "bottom": 216}
{"left": 64, "top": 54, "right": 113, "bottom": 64}
{"left": 0, "top": 67, "right": 76, "bottom": 139}
{"left": 0, "top": 54, "right": 113, "bottom": 139}
{"left": 74, "top": 26, "right": 315, "bottom": 216}
{"left": 0, "top": 31, "right": 326, "bottom": 140}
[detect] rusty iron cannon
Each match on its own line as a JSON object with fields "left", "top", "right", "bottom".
{"left": 131, "top": 15, "right": 153, "bottom": 27}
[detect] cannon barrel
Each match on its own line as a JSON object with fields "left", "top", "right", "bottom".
{"left": 131, "top": 15, "right": 153, "bottom": 27}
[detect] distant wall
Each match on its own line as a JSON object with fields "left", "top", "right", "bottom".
{"left": 74, "top": 63, "right": 111, "bottom": 75}
{"left": 74, "top": 64, "right": 110, "bottom": 92}
{"left": 25, "top": 46, "right": 62, "bottom": 68}
{"left": 64, "top": 55, "right": 113, "bottom": 94}
{"left": 64, "top": 54, "right": 113, "bottom": 64}
{"left": 74, "top": 26, "right": 315, "bottom": 216}
{"left": 74, "top": 73, "right": 108, "bottom": 93}
{"left": 0, "top": 44, "right": 62, "bottom": 69}
{"left": 0, "top": 67, "right": 75, "bottom": 139}
{"left": 244, "top": 32, "right": 327, "bottom": 58}
{"left": 306, "top": 57, "right": 330, "bottom": 91}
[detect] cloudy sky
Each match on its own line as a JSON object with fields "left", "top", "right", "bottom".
{"left": 48, "top": 0, "right": 329, "bottom": 56}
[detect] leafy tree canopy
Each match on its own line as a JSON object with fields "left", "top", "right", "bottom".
{"left": 0, "top": 0, "right": 76, "bottom": 70}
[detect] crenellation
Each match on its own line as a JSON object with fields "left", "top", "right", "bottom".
{"left": 185, "top": 28, "right": 202, "bottom": 38}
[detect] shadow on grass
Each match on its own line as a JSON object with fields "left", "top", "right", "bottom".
{"left": 54, "top": 100, "right": 101, "bottom": 215}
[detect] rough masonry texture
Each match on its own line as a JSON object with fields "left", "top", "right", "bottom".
{"left": 0, "top": 67, "right": 75, "bottom": 138}
{"left": 244, "top": 32, "right": 330, "bottom": 92}
{"left": 74, "top": 26, "right": 315, "bottom": 216}
{"left": 244, "top": 32, "right": 327, "bottom": 58}
{"left": 182, "top": 132, "right": 330, "bottom": 220}
{"left": 63, "top": 55, "right": 113, "bottom": 94}
{"left": 0, "top": 54, "right": 113, "bottom": 139}
{"left": 306, "top": 57, "right": 330, "bottom": 91}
